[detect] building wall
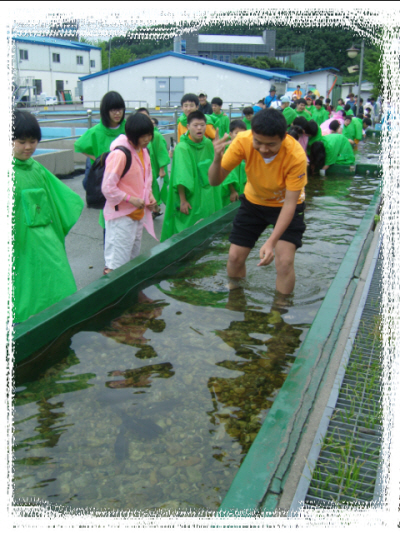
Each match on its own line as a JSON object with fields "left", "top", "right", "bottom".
{"left": 14, "top": 41, "right": 101, "bottom": 98}
{"left": 81, "top": 56, "right": 283, "bottom": 108}
{"left": 289, "top": 72, "right": 340, "bottom": 98}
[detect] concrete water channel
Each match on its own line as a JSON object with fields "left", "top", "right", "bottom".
{"left": 12, "top": 126, "right": 383, "bottom": 519}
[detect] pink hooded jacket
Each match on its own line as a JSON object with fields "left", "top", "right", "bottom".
{"left": 101, "top": 134, "right": 156, "bottom": 239}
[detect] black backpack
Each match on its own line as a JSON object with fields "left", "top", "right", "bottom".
{"left": 86, "top": 146, "right": 132, "bottom": 209}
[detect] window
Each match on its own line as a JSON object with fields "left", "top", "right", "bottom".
{"left": 225, "top": 55, "right": 230, "bottom": 62}
{"left": 90, "top": 59, "right": 95, "bottom": 68}
{"left": 34, "top": 79, "right": 42, "bottom": 95}
{"left": 76, "top": 55, "right": 83, "bottom": 65}
{"left": 19, "top": 49, "right": 28, "bottom": 60}
{"left": 52, "top": 53, "right": 60, "bottom": 63}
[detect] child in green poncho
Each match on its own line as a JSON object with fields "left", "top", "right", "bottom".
{"left": 295, "top": 98, "right": 313, "bottom": 121}
{"left": 74, "top": 91, "right": 126, "bottom": 230}
{"left": 13, "top": 110, "right": 84, "bottom": 323}
{"left": 309, "top": 120, "right": 355, "bottom": 174}
{"left": 161, "top": 111, "right": 222, "bottom": 242}
{"left": 312, "top": 99, "right": 329, "bottom": 126}
{"left": 177, "top": 93, "right": 216, "bottom": 143}
{"left": 343, "top": 115, "right": 363, "bottom": 146}
{"left": 221, "top": 120, "right": 247, "bottom": 207}
{"left": 210, "top": 97, "right": 230, "bottom": 139}
{"left": 242, "top": 107, "right": 254, "bottom": 130}
{"left": 75, "top": 91, "right": 126, "bottom": 181}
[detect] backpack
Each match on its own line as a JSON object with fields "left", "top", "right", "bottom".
{"left": 86, "top": 146, "right": 132, "bottom": 209}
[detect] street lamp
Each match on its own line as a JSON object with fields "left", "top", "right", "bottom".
{"left": 346, "top": 40, "right": 365, "bottom": 109}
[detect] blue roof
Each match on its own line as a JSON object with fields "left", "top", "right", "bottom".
{"left": 79, "top": 52, "right": 290, "bottom": 82}
{"left": 290, "top": 67, "right": 340, "bottom": 76}
{"left": 13, "top": 36, "right": 101, "bottom": 51}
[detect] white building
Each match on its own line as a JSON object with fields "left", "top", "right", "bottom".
{"left": 79, "top": 52, "right": 290, "bottom": 108}
{"left": 288, "top": 68, "right": 342, "bottom": 101}
{"left": 13, "top": 36, "right": 102, "bottom": 103}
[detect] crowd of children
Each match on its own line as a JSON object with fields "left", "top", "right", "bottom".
{"left": 13, "top": 87, "right": 379, "bottom": 324}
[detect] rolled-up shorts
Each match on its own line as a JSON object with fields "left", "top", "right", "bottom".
{"left": 229, "top": 194, "right": 306, "bottom": 250}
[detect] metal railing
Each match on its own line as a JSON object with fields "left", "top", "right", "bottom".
{"left": 33, "top": 105, "right": 250, "bottom": 146}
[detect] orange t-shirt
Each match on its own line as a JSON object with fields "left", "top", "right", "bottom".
{"left": 221, "top": 130, "right": 307, "bottom": 207}
{"left": 177, "top": 122, "right": 216, "bottom": 142}
{"left": 126, "top": 148, "right": 145, "bottom": 220}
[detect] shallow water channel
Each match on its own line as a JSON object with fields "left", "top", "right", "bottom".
{"left": 13, "top": 140, "right": 381, "bottom": 514}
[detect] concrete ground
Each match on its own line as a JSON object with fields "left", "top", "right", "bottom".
{"left": 63, "top": 171, "right": 165, "bottom": 291}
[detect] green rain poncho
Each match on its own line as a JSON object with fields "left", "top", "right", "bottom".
{"left": 221, "top": 161, "right": 247, "bottom": 207}
{"left": 307, "top": 125, "right": 323, "bottom": 153}
{"left": 13, "top": 157, "right": 84, "bottom": 323}
{"left": 161, "top": 133, "right": 222, "bottom": 242}
{"left": 312, "top": 106, "right": 329, "bottom": 126}
{"left": 343, "top": 119, "right": 363, "bottom": 142}
{"left": 295, "top": 109, "right": 313, "bottom": 121}
{"left": 282, "top": 106, "right": 297, "bottom": 127}
{"left": 74, "top": 119, "right": 126, "bottom": 229}
{"left": 74, "top": 120, "right": 126, "bottom": 159}
{"left": 210, "top": 113, "right": 230, "bottom": 138}
{"left": 321, "top": 133, "right": 355, "bottom": 166}
{"left": 243, "top": 117, "right": 252, "bottom": 130}
{"left": 148, "top": 128, "right": 170, "bottom": 205}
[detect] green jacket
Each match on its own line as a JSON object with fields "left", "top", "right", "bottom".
{"left": 13, "top": 157, "right": 84, "bottom": 323}
{"left": 322, "top": 133, "right": 355, "bottom": 166}
{"left": 161, "top": 133, "right": 222, "bottom": 242}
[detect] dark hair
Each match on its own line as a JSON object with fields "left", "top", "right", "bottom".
{"left": 344, "top": 104, "right": 351, "bottom": 112}
{"left": 344, "top": 115, "right": 352, "bottom": 122}
{"left": 296, "top": 98, "right": 306, "bottom": 106}
{"left": 258, "top": 99, "right": 264, "bottom": 104}
{"left": 292, "top": 116, "right": 308, "bottom": 131}
{"left": 100, "top": 91, "right": 126, "bottom": 128}
{"left": 315, "top": 99, "right": 323, "bottom": 106}
{"left": 211, "top": 97, "right": 223, "bottom": 107}
{"left": 229, "top": 119, "right": 247, "bottom": 133}
{"left": 243, "top": 106, "right": 254, "bottom": 116}
{"left": 288, "top": 125, "right": 303, "bottom": 140}
{"left": 304, "top": 119, "right": 319, "bottom": 137}
{"left": 329, "top": 120, "right": 341, "bottom": 132}
{"left": 326, "top": 98, "right": 331, "bottom": 104}
{"left": 12, "top": 110, "right": 41, "bottom": 141}
{"left": 309, "top": 141, "right": 326, "bottom": 171}
{"left": 125, "top": 112, "right": 154, "bottom": 146}
{"left": 251, "top": 108, "right": 287, "bottom": 140}
{"left": 348, "top": 93, "right": 354, "bottom": 98}
{"left": 359, "top": 98, "right": 364, "bottom": 103}
{"left": 363, "top": 117, "right": 372, "bottom": 127}
{"left": 151, "top": 117, "right": 159, "bottom": 126}
{"left": 338, "top": 98, "right": 344, "bottom": 105}
{"left": 181, "top": 93, "right": 199, "bottom": 106}
{"left": 136, "top": 107, "right": 149, "bottom": 115}
{"left": 187, "top": 110, "right": 206, "bottom": 125}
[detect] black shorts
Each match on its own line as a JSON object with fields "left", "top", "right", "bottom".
{"left": 229, "top": 195, "right": 306, "bottom": 250}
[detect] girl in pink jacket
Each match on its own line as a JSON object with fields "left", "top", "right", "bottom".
{"left": 101, "top": 113, "right": 157, "bottom": 274}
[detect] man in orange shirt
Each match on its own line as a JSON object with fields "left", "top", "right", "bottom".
{"left": 208, "top": 108, "right": 307, "bottom": 295}
{"left": 293, "top": 85, "right": 302, "bottom": 99}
